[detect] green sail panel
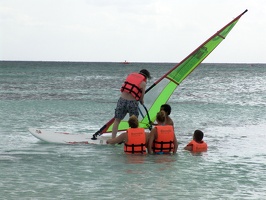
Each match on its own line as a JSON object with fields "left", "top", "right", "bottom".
{"left": 97, "top": 10, "right": 247, "bottom": 135}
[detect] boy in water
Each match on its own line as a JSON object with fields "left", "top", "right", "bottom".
{"left": 160, "top": 104, "right": 174, "bottom": 126}
{"left": 184, "top": 130, "right": 207, "bottom": 152}
{"left": 153, "top": 104, "right": 174, "bottom": 126}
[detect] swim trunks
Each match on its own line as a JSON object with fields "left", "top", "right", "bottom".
{"left": 114, "top": 97, "right": 139, "bottom": 119}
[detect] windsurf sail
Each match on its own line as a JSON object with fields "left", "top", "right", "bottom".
{"left": 92, "top": 9, "right": 248, "bottom": 139}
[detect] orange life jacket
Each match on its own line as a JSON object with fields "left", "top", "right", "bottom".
{"left": 120, "top": 73, "right": 146, "bottom": 101}
{"left": 152, "top": 125, "right": 174, "bottom": 153}
{"left": 124, "top": 128, "right": 147, "bottom": 154}
{"left": 186, "top": 140, "right": 207, "bottom": 152}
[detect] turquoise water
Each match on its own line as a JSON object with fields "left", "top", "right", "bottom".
{"left": 1, "top": 61, "right": 266, "bottom": 199}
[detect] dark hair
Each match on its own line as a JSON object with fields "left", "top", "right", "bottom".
{"left": 160, "top": 104, "right": 171, "bottom": 115}
{"left": 194, "top": 130, "right": 204, "bottom": 142}
{"left": 139, "top": 69, "right": 151, "bottom": 79}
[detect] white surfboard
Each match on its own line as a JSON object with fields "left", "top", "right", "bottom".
{"left": 28, "top": 128, "right": 112, "bottom": 145}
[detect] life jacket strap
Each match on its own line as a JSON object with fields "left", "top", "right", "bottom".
{"left": 124, "top": 143, "right": 146, "bottom": 154}
{"left": 153, "top": 141, "right": 174, "bottom": 152}
{"left": 121, "top": 81, "right": 142, "bottom": 100}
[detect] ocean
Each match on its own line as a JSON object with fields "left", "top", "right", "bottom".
{"left": 0, "top": 61, "right": 266, "bottom": 199}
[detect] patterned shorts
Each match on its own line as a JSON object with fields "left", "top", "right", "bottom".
{"left": 114, "top": 97, "right": 139, "bottom": 120}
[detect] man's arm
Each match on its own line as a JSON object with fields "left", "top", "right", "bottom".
{"left": 139, "top": 81, "right": 146, "bottom": 104}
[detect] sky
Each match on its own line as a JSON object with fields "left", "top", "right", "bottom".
{"left": 0, "top": 0, "right": 265, "bottom": 63}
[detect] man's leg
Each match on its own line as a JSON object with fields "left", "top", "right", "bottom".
{"left": 112, "top": 118, "right": 121, "bottom": 139}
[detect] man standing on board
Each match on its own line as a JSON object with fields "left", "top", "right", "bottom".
{"left": 112, "top": 69, "right": 151, "bottom": 138}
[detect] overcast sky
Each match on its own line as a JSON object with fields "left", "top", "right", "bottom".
{"left": 1, "top": 0, "right": 265, "bottom": 63}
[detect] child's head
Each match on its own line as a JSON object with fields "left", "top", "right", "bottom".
{"left": 160, "top": 104, "right": 171, "bottom": 115}
{"left": 156, "top": 111, "right": 166, "bottom": 124}
{"left": 193, "top": 130, "right": 204, "bottom": 142}
{"left": 128, "top": 115, "right": 139, "bottom": 128}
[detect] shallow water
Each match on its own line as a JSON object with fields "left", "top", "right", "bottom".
{"left": 0, "top": 61, "right": 266, "bottom": 199}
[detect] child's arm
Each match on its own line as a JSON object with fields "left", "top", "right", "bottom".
{"left": 173, "top": 134, "right": 178, "bottom": 154}
{"left": 106, "top": 132, "right": 125, "bottom": 144}
{"left": 184, "top": 144, "right": 193, "bottom": 151}
{"left": 148, "top": 129, "right": 156, "bottom": 154}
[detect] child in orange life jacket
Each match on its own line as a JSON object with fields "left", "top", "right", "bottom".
{"left": 184, "top": 130, "right": 207, "bottom": 152}
{"left": 148, "top": 111, "right": 178, "bottom": 154}
{"left": 112, "top": 69, "right": 151, "bottom": 139}
{"left": 106, "top": 115, "right": 149, "bottom": 154}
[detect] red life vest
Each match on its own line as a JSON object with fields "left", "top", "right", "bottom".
{"left": 124, "top": 128, "right": 147, "bottom": 154}
{"left": 120, "top": 73, "right": 146, "bottom": 101}
{"left": 152, "top": 125, "right": 174, "bottom": 153}
{"left": 186, "top": 140, "right": 207, "bottom": 152}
